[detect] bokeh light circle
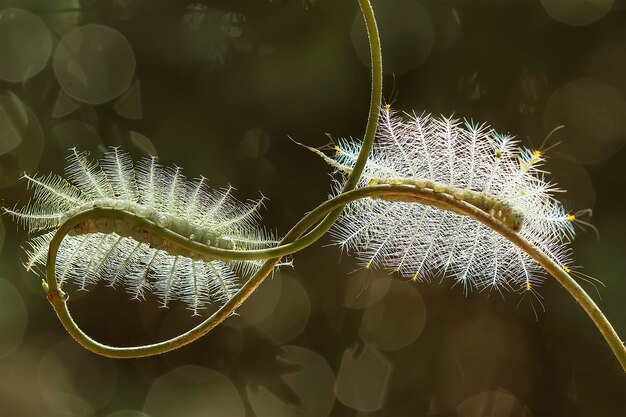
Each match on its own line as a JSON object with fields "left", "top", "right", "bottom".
{"left": 543, "top": 79, "right": 626, "bottom": 164}
{"left": 0, "top": 278, "right": 28, "bottom": 358}
{"left": 227, "top": 268, "right": 282, "bottom": 328}
{"left": 144, "top": 366, "right": 244, "bottom": 417}
{"left": 339, "top": 271, "right": 391, "bottom": 309}
{"left": 540, "top": 0, "right": 614, "bottom": 27}
{"left": 247, "top": 345, "right": 335, "bottom": 417}
{"left": 323, "top": 272, "right": 392, "bottom": 335}
{"left": 352, "top": 0, "right": 434, "bottom": 75}
{"left": 358, "top": 280, "right": 427, "bottom": 351}
{"left": 255, "top": 273, "right": 311, "bottom": 343}
{"left": 0, "top": 8, "right": 52, "bottom": 82}
{"left": 335, "top": 345, "right": 392, "bottom": 412}
{"left": 54, "top": 24, "right": 136, "bottom": 104}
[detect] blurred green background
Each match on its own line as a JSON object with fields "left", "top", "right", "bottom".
{"left": 1, "top": 0, "right": 625, "bottom": 416}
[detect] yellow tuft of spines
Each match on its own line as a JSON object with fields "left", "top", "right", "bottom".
{"left": 520, "top": 149, "right": 542, "bottom": 172}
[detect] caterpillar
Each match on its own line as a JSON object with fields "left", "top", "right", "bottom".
{"left": 313, "top": 105, "right": 584, "bottom": 294}
{"left": 4, "top": 148, "right": 283, "bottom": 314}
{"left": 367, "top": 177, "right": 525, "bottom": 232}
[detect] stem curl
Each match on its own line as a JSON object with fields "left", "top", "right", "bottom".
{"left": 44, "top": 0, "right": 383, "bottom": 358}
{"left": 41, "top": 0, "right": 626, "bottom": 373}
{"left": 45, "top": 185, "right": 626, "bottom": 370}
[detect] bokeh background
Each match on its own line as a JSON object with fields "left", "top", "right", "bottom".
{"left": 1, "top": 0, "right": 625, "bottom": 416}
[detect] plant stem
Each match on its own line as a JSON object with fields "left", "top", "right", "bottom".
{"left": 44, "top": 0, "right": 383, "bottom": 358}
{"left": 45, "top": 185, "right": 626, "bottom": 370}
{"left": 42, "top": 0, "right": 626, "bottom": 371}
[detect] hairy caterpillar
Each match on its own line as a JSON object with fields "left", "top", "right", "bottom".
{"left": 367, "top": 177, "right": 525, "bottom": 232}
{"left": 314, "top": 106, "right": 585, "bottom": 294}
{"left": 4, "top": 148, "right": 282, "bottom": 314}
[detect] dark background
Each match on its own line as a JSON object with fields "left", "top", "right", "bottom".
{"left": 0, "top": 0, "right": 625, "bottom": 416}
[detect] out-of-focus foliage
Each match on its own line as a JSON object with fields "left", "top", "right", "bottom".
{"left": 0, "top": 1, "right": 625, "bottom": 416}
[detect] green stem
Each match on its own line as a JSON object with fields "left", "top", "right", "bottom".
{"left": 45, "top": 185, "right": 626, "bottom": 370}
{"left": 41, "top": 0, "right": 626, "bottom": 372}
{"left": 44, "top": 0, "right": 383, "bottom": 358}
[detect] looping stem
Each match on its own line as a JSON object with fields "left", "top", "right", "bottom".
{"left": 44, "top": 0, "right": 383, "bottom": 359}
{"left": 45, "top": 185, "right": 626, "bottom": 370}
{"left": 42, "top": 0, "right": 626, "bottom": 373}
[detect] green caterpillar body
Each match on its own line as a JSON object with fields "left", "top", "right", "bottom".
{"left": 368, "top": 178, "right": 524, "bottom": 232}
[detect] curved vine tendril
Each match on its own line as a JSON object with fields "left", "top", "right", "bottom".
{"left": 45, "top": 0, "right": 383, "bottom": 358}
{"left": 41, "top": 0, "right": 625, "bottom": 372}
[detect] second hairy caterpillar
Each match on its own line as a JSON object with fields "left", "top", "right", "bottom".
{"left": 4, "top": 148, "right": 283, "bottom": 314}
{"left": 310, "top": 105, "right": 590, "bottom": 296}
{"left": 367, "top": 177, "right": 524, "bottom": 232}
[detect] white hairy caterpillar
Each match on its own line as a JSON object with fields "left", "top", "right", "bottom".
{"left": 367, "top": 177, "right": 525, "bottom": 232}
{"left": 5, "top": 148, "right": 281, "bottom": 314}
{"left": 316, "top": 105, "right": 587, "bottom": 295}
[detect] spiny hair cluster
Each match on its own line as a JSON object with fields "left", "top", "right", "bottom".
{"left": 5, "top": 148, "right": 281, "bottom": 314}
{"left": 326, "top": 106, "right": 584, "bottom": 295}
